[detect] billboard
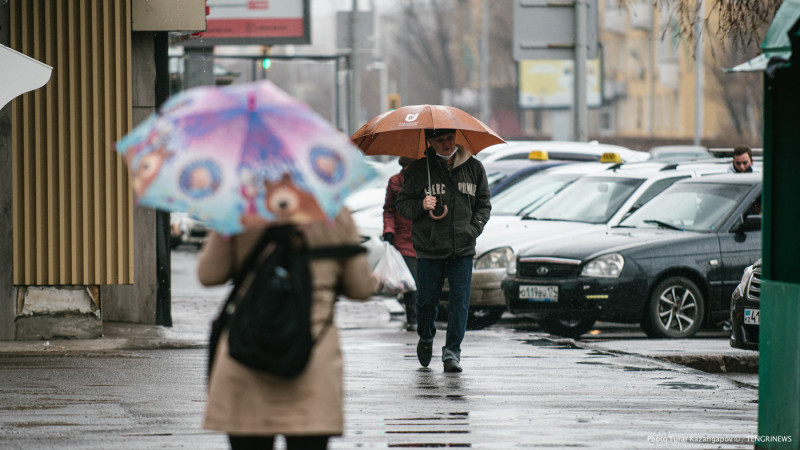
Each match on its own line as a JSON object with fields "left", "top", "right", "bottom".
{"left": 518, "top": 58, "right": 603, "bottom": 109}
{"left": 186, "top": 0, "right": 310, "bottom": 46}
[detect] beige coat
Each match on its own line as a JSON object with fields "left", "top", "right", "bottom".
{"left": 197, "top": 210, "right": 375, "bottom": 436}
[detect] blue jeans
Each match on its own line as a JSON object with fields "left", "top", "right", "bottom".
{"left": 416, "top": 256, "right": 473, "bottom": 361}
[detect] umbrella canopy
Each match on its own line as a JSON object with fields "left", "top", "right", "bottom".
{"left": 351, "top": 104, "right": 505, "bottom": 158}
{"left": 114, "top": 80, "right": 376, "bottom": 235}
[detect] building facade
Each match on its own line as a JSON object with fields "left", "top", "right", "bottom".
{"left": 0, "top": 0, "right": 206, "bottom": 340}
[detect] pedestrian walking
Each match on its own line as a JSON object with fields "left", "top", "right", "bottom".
{"left": 383, "top": 156, "right": 418, "bottom": 331}
{"left": 396, "top": 128, "right": 491, "bottom": 373}
{"left": 197, "top": 210, "right": 376, "bottom": 450}
{"left": 728, "top": 145, "right": 758, "bottom": 173}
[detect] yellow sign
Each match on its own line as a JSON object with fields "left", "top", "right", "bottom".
{"left": 519, "top": 59, "right": 602, "bottom": 109}
{"left": 387, "top": 93, "right": 401, "bottom": 111}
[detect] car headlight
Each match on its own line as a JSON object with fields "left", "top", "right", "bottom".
{"left": 580, "top": 253, "right": 624, "bottom": 278}
{"left": 733, "top": 264, "right": 754, "bottom": 298}
{"left": 475, "top": 247, "right": 514, "bottom": 270}
{"left": 506, "top": 256, "right": 517, "bottom": 275}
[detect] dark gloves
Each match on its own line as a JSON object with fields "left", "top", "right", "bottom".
{"left": 382, "top": 232, "right": 395, "bottom": 246}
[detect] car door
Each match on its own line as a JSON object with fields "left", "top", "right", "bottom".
{"left": 716, "top": 192, "right": 762, "bottom": 311}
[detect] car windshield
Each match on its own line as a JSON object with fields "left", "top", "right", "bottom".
{"left": 489, "top": 173, "right": 579, "bottom": 216}
{"left": 526, "top": 177, "right": 643, "bottom": 223}
{"left": 618, "top": 182, "right": 750, "bottom": 232}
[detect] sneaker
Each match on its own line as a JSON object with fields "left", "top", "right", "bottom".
{"left": 416, "top": 340, "right": 433, "bottom": 367}
{"left": 443, "top": 359, "right": 462, "bottom": 373}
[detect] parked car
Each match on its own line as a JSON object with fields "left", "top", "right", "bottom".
{"left": 730, "top": 259, "right": 761, "bottom": 350}
{"left": 484, "top": 158, "right": 571, "bottom": 196}
{"left": 502, "top": 173, "right": 762, "bottom": 339}
{"left": 343, "top": 158, "right": 399, "bottom": 213}
{"left": 648, "top": 145, "right": 713, "bottom": 162}
{"left": 449, "top": 159, "right": 733, "bottom": 329}
{"left": 477, "top": 140, "right": 650, "bottom": 165}
{"left": 170, "top": 212, "right": 209, "bottom": 249}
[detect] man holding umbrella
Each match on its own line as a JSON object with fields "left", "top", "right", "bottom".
{"left": 396, "top": 128, "right": 491, "bottom": 373}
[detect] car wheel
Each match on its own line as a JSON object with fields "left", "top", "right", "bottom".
{"left": 466, "top": 307, "right": 505, "bottom": 330}
{"left": 538, "top": 314, "right": 596, "bottom": 339}
{"left": 642, "top": 276, "right": 705, "bottom": 338}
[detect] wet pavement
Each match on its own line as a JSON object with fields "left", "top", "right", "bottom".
{"left": 0, "top": 249, "right": 762, "bottom": 448}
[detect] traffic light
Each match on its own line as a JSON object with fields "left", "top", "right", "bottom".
{"left": 262, "top": 58, "right": 272, "bottom": 70}
{"left": 387, "top": 93, "right": 401, "bottom": 111}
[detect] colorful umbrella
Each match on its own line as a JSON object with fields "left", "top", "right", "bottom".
{"left": 350, "top": 104, "right": 505, "bottom": 159}
{"left": 115, "top": 80, "right": 376, "bottom": 235}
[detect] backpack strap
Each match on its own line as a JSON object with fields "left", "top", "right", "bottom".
{"left": 307, "top": 244, "right": 366, "bottom": 260}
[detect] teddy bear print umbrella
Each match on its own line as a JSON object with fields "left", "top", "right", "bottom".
{"left": 114, "top": 80, "right": 376, "bottom": 235}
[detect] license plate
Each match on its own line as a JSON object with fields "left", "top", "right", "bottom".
{"left": 519, "top": 285, "right": 558, "bottom": 302}
{"left": 744, "top": 308, "right": 760, "bottom": 325}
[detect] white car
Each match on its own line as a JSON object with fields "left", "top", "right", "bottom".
{"left": 477, "top": 140, "right": 650, "bottom": 165}
{"left": 170, "top": 212, "right": 209, "bottom": 249}
{"left": 344, "top": 158, "right": 399, "bottom": 213}
{"left": 450, "top": 159, "right": 735, "bottom": 328}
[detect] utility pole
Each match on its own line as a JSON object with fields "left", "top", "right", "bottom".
{"left": 479, "top": 0, "right": 491, "bottom": 124}
{"left": 693, "top": 0, "right": 705, "bottom": 146}
{"left": 348, "top": 0, "right": 361, "bottom": 135}
{"left": 573, "top": 0, "right": 588, "bottom": 141}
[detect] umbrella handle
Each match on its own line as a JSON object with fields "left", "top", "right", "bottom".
{"left": 429, "top": 205, "right": 448, "bottom": 220}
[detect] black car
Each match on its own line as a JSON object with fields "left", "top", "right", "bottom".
{"left": 730, "top": 259, "right": 761, "bottom": 350}
{"left": 502, "top": 173, "right": 762, "bottom": 339}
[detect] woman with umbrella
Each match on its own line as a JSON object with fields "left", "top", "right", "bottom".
{"left": 396, "top": 128, "right": 492, "bottom": 373}
{"left": 115, "top": 80, "right": 380, "bottom": 449}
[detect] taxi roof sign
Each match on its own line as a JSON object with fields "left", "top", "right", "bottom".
{"left": 600, "top": 152, "right": 622, "bottom": 163}
{"left": 528, "top": 150, "right": 549, "bottom": 161}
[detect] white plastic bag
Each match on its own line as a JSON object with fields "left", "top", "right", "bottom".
{"left": 373, "top": 241, "right": 416, "bottom": 296}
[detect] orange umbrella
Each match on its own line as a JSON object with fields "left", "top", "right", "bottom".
{"left": 351, "top": 104, "right": 505, "bottom": 159}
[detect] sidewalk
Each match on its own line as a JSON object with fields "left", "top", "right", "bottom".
{"left": 0, "top": 299, "right": 759, "bottom": 379}
{"left": 0, "top": 246, "right": 759, "bottom": 376}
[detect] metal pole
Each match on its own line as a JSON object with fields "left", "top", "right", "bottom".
{"left": 573, "top": 0, "right": 588, "bottom": 141}
{"left": 479, "top": 0, "right": 491, "bottom": 124}
{"left": 349, "top": 0, "right": 361, "bottom": 135}
{"left": 0, "top": 1, "right": 14, "bottom": 340}
{"left": 693, "top": 0, "right": 705, "bottom": 146}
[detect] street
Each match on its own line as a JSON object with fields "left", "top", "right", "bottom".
{"left": 0, "top": 249, "right": 760, "bottom": 449}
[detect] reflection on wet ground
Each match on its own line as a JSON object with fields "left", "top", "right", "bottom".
{"left": 384, "top": 412, "right": 471, "bottom": 448}
{"left": 658, "top": 381, "right": 718, "bottom": 390}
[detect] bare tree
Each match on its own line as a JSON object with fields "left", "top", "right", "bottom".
{"left": 705, "top": 33, "right": 763, "bottom": 144}
{"left": 615, "top": 0, "right": 783, "bottom": 51}
{"left": 395, "top": 0, "right": 457, "bottom": 98}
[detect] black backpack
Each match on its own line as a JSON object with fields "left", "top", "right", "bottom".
{"left": 208, "top": 224, "right": 365, "bottom": 378}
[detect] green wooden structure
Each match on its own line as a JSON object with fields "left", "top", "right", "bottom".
{"left": 758, "top": 0, "right": 800, "bottom": 447}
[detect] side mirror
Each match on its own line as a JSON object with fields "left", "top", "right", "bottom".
{"left": 736, "top": 214, "right": 761, "bottom": 233}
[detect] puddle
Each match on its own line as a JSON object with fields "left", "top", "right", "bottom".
{"left": 623, "top": 366, "right": 664, "bottom": 372}
{"left": 388, "top": 444, "right": 471, "bottom": 448}
{"left": 658, "top": 381, "right": 717, "bottom": 390}
{"left": 386, "top": 412, "right": 471, "bottom": 447}
{"left": 517, "top": 338, "right": 577, "bottom": 349}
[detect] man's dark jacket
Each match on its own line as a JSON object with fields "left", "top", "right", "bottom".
{"left": 396, "top": 147, "right": 491, "bottom": 260}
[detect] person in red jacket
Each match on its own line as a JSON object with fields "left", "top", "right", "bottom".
{"left": 383, "top": 156, "right": 418, "bottom": 331}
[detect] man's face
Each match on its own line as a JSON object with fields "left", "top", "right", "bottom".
{"left": 733, "top": 153, "right": 753, "bottom": 172}
{"left": 428, "top": 133, "right": 456, "bottom": 158}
